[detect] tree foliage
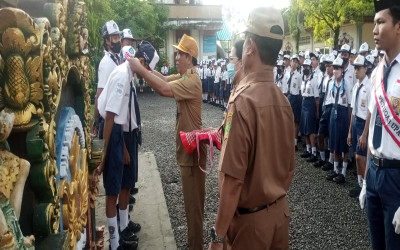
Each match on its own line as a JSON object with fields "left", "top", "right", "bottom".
{"left": 84, "top": 0, "right": 169, "bottom": 95}
{"left": 287, "top": 0, "right": 374, "bottom": 49}
{"left": 283, "top": 0, "right": 302, "bottom": 53}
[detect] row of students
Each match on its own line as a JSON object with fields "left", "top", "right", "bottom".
{"left": 275, "top": 43, "right": 376, "bottom": 192}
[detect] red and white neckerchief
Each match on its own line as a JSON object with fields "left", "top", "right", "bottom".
{"left": 374, "top": 62, "right": 400, "bottom": 147}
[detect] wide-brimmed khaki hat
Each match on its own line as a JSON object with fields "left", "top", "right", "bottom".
{"left": 173, "top": 34, "right": 198, "bottom": 59}
{"left": 241, "top": 7, "right": 284, "bottom": 40}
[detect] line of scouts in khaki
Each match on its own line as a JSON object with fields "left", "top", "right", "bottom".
{"left": 93, "top": 1, "right": 400, "bottom": 249}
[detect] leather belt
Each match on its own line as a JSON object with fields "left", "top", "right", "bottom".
{"left": 237, "top": 197, "right": 283, "bottom": 215}
{"left": 372, "top": 155, "right": 400, "bottom": 168}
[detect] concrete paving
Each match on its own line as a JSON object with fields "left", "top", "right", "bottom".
{"left": 95, "top": 151, "right": 177, "bottom": 250}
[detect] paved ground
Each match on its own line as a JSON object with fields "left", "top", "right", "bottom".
{"left": 96, "top": 90, "right": 373, "bottom": 250}
{"left": 95, "top": 151, "right": 177, "bottom": 250}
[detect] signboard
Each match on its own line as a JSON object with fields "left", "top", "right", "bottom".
{"left": 203, "top": 35, "right": 216, "bottom": 53}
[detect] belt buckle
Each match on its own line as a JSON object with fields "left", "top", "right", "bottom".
{"left": 373, "top": 155, "right": 383, "bottom": 167}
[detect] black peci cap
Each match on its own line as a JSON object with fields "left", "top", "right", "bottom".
{"left": 375, "top": 0, "right": 400, "bottom": 13}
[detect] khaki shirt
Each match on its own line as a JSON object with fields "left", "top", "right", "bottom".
{"left": 219, "top": 70, "right": 296, "bottom": 208}
{"left": 168, "top": 67, "right": 206, "bottom": 166}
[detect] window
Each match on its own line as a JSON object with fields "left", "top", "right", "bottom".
{"left": 299, "top": 36, "right": 310, "bottom": 46}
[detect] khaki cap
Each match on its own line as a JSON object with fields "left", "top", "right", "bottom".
{"left": 241, "top": 7, "right": 284, "bottom": 40}
{"left": 173, "top": 34, "right": 199, "bottom": 59}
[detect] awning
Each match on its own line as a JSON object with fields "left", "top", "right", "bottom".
{"left": 217, "top": 20, "right": 232, "bottom": 41}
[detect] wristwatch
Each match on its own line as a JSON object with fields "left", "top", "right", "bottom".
{"left": 211, "top": 226, "right": 224, "bottom": 243}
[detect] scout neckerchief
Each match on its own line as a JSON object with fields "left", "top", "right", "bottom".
{"left": 372, "top": 60, "right": 400, "bottom": 147}
{"left": 323, "top": 78, "right": 332, "bottom": 105}
{"left": 302, "top": 75, "right": 311, "bottom": 95}
{"left": 332, "top": 78, "right": 345, "bottom": 119}
{"left": 286, "top": 72, "right": 294, "bottom": 95}
{"left": 129, "top": 80, "right": 142, "bottom": 145}
{"left": 353, "top": 79, "right": 365, "bottom": 118}
{"left": 319, "top": 75, "right": 326, "bottom": 96}
{"left": 107, "top": 51, "right": 120, "bottom": 66}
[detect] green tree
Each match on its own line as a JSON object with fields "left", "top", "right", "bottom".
{"left": 290, "top": 0, "right": 374, "bottom": 49}
{"left": 283, "top": 0, "right": 302, "bottom": 53}
{"left": 85, "top": 0, "right": 169, "bottom": 98}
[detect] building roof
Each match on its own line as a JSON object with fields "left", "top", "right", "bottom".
{"left": 217, "top": 19, "right": 231, "bottom": 41}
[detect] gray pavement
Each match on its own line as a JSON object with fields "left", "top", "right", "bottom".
{"left": 95, "top": 151, "right": 177, "bottom": 250}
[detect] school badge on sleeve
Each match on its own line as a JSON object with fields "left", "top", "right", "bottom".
{"left": 224, "top": 112, "right": 233, "bottom": 140}
{"left": 391, "top": 97, "right": 400, "bottom": 116}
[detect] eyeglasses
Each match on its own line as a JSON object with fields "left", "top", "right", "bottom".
{"left": 354, "top": 66, "right": 365, "bottom": 70}
{"left": 229, "top": 56, "right": 239, "bottom": 63}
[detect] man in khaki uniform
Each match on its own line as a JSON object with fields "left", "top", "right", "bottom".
{"left": 128, "top": 36, "right": 206, "bottom": 250}
{"left": 208, "top": 7, "right": 295, "bottom": 250}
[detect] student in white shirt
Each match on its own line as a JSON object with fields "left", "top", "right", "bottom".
{"left": 326, "top": 57, "right": 353, "bottom": 184}
{"left": 282, "top": 55, "right": 303, "bottom": 150}
{"left": 161, "top": 62, "right": 169, "bottom": 76}
{"left": 346, "top": 55, "right": 371, "bottom": 198}
{"left": 221, "top": 64, "right": 229, "bottom": 109}
{"left": 94, "top": 20, "right": 122, "bottom": 139}
{"left": 96, "top": 43, "right": 159, "bottom": 250}
{"left": 315, "top": 54, "right": 336, "bottom": 169}
{"left": 359, "top": 3, "right": 400, "bottom": 249}
{"left": 299, "top": 59, "right": 320, "bottom": 162}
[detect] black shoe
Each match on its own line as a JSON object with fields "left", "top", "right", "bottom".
{"left": 313, "top": 160, "right": 325, "bottom": 168}
{"left": 120, "top": 226, "right": 139, "bottom": 242}
{"left": 129, "top": 204, "right": 133, "bottom": 212}
{"left": 120, "top": 240, "right": 138, "bottom": 250}
{"left": 349, "top": 185, "right": 362, "bottom": 198}
{"left": 129, "top": 195, "right": 136, "bottom": 204}
{"left": 333, "top": 173, "right": 346, "bottom": 183}
{"left": 300, "top": 151, "right": 311, "bottom": 158}
{"left": 295, "top": 145, "right": 298, "bottom": 151}
{"left": 306, "top": 155, "right": 318, "bottom": 163}
{"left": 321, "top": 162, "right": 333, "bottom": 171}
{"left": 326, "top": 171, "right": 338, "bottom": 181}
{"left": 127, "top": 220, "right": 141, "bottom": 233}
{"left": 130, "top": 187, "right": 138, "bottom": 195}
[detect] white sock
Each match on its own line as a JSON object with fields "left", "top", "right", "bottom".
{"left": 312, "top": 147, "right": 317, "bottom": 156}
{"left": 119, "top": 208, "right": 129, "bottom": 232}
{"left": 306, "top": 144, "right": 311, "bottom": 152}
{"left": 295, "top": 139, "right": 298, "bottom": 146}
{"left": 358, "top": 175, "right": 363, "bottom": 187}
{"left": 342, "top": 162, "right": 348, "bottom": 177}
{"left": 329, "top": 153, "right": 334, "bottom": 163}
{"left": 320, "top": 151, "right": 326, "bottom": 161}
{"left": 107, "top": 216, "right": 119, "bottom": 250}
{"left": 334, "top": 161, "right": 339, "bottom": 174}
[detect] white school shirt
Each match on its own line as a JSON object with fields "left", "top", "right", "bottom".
{"left": 368, "top": 53, "right": 400, "bottom": 160}
{"left": 323, "top": 76, "right": 335, "bottom": 106}
{"left": 98, "top": 61, "right": 138, "bottom": 131}
{"left": 301, "top": 74, "right": 319, "bottom": 98}
{"left": 221, "top": 70, "right": 229, "bottom": 82}
{"left": 312, "top": 67, "right": 323, "bottom": 86}
{"left": 284, "top": 65, "right": 291, "bottom": 76}
{"left": 351, "top": 76, "right": 371, "bottom": 120}
{"left": 343, "top": 64, "right": 356, "bottom": 102}
{"left": 97, "top": 51, "right": 119, "bottom": 89}
{"left": 331, "top": 78, "right": 352, "bottom": 108}
{"left": 282, "top": 70, "right": 302, "bottom": 95}
{"left": 199, "top": 67, "right": 206, "bottom": 80}
{"left": 214, "top": 67, "right": 221, "bottom": 83}
{"left": 161, "top": 66, "right": 169, "bottom": 75}
{"left": 207, "top": 67, "right": 214, "bottom": 78}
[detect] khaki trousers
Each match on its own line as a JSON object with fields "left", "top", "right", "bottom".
{"left": 180, "top": 165, "right": 206, "bottom": 250}
{"left": 226, "top": 196, "right": 290, "bottom": 250}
